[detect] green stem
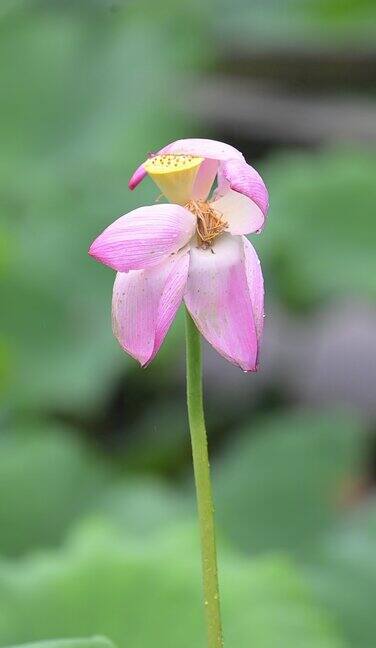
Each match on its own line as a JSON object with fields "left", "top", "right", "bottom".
{"left": 185, "top": 309, "right": 224, "bottom": 648}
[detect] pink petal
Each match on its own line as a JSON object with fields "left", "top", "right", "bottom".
{"left": 243, "top": 236, "right": 264, "bottom": 342}
{"left": 217, "top": 159, "right": 269, "bottom": 216}
{"left": 192, "top": 158, "right": 219, "bottom": 201}
{"left": 128, "top": 138, "right": 244, "bottom": 192}
{"left": 89, "top": 204, "right": 195, "bottom": 272}
{"left": 112, "top": 252, "right": 190, "bottom": 366}
{"left": 211, "top": 189, "right": 265, "bottom": 235}
{"left": 184, "top": 234, "right": 260, "bottom": 371}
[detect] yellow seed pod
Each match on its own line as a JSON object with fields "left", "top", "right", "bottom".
{"left": 144, "top": 154, "right": 203, "bottom": 205}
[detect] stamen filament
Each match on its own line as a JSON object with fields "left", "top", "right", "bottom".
{"left": 185, "top": 200, "right": 228, "bottom": 248}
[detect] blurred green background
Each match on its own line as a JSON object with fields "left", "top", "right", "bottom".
{"left": 1, "top": 1, "right": 376, "bottom": 647}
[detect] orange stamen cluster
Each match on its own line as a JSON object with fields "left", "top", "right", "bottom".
{"left": 186, "top": 200, "right": 228, "bottom": 249}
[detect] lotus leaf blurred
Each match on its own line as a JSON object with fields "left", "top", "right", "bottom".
{"left": 0, "top": 522, "right": 346, "bottom": 648}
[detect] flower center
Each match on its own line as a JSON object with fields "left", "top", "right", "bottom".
{"left": 185, "top": 200, "right": 228, "bottom": 249}
{"left": 144, "top": 153, "right": 204, "bottom": 205}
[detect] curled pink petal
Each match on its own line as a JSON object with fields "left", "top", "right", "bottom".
{"left": 112, "top": 252, "right": 190, "bottom": 366}
{"left": 243, "top": 236, "right": 264, "bottom": 342}
{"left": 89, "top": 204, "right": 195, "bottom": 272}
{"left": 217, "top": 159, "right": 269, "bottom": 216}
{"left": 211, "top": 189, "right": 265, "bottom": 235}
{"left": 161, "top": 138, "right": 244, "bottom": 162}
{"left": 128, "top": 164, "right": 146, "bottom": 190}
{"left": 184, "top": 234, "right": 259, "bottom": 371}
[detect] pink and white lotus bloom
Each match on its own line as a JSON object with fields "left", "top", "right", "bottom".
{"left": 89, "top": 138, "right": 268, "bottom": 371}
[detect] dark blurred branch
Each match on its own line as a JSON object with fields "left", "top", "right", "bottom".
{"left": 217, "top": 43, "right": 376, "bottom": 92}
{"left": 180, "top": 76, "right": 376, "bottom": 147}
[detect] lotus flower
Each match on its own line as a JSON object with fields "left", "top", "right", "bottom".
{"left": 89, "top": 138, "right": 268, "bottom": 371}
